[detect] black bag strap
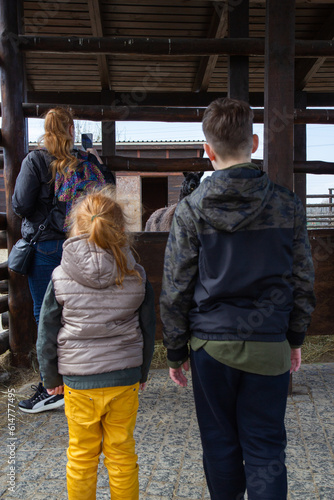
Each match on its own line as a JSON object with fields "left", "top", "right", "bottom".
{"left": 29, "top": 196, "right": 58, "bottom": 246}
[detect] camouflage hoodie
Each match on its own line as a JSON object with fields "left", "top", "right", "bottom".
{"left": 160, "top": 163, "right": 316, "bottom": 363}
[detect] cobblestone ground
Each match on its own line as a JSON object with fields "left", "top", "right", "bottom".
{"left": 0, "top": 364, "right": 333, "bottom": 500}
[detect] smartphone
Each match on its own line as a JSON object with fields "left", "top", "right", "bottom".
{"left": 81, "top": 133, "right": 93, "bottom": 150}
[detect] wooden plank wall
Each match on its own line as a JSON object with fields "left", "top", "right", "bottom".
{"left": 308, "top": 229, "right": 334, "bottom": 336}
{"left": 0, "top": 171, "right": 6, "bottom": 213}
{"left": 134, "top": 232, "right": 168, "bottom": 340}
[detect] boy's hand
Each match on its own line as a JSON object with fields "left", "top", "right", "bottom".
{"left": 290, "top": 348, "right": 302, "bottom": 373}
{"left": 47, "top": 385, "right": 64, "bottom": 395}
{"left": 169, "top": 361, "right": 190, "bottom": 387}
{"left": 139, "top": 383, "right": 147, "bottom": 391}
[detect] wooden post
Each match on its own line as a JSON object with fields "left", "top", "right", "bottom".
{"left": 101, "top": 90, "right": 116, "bottom": 156}
{"left": 0, "top": 0, "right": 36, "bottom": 367}
{"left": 264, "top": 0, "right": 295, "bottom": 190}
{"left": 101, "top": 90, "right": 116, "bottom": 186}
{"left": 264, "top": 0, "right": 295, "bottom": 394}
{"left": 294, "top": 92, "right": 307, "bottom": 210}
{"left": 228, "top": 0, "right": 249, "bottom": 101}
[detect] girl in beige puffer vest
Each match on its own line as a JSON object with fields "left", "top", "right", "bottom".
{"left": 37, "top": 185, "right": 155, "bottom": 500}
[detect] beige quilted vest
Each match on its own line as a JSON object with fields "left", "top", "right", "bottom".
{"left": 52, "top": 235, "right": 145, "bottom": 376}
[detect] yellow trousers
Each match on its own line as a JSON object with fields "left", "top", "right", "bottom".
{"left": 64, "top": 383, "right": 140, "bottom": 500}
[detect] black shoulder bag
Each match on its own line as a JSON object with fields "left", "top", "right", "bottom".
{"left": 8, "top": 201, "right": 58, "bottom": 276}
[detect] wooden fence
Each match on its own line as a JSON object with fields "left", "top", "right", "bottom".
{"left": 307, "top": 192, "right": 334, "bottom": 229}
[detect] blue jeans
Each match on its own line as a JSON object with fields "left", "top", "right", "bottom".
{"left": 190, "top": 348, "right": 290, "bottom": 500}
{"left": 28, "top": 239, "right": 64, "bottom": 326}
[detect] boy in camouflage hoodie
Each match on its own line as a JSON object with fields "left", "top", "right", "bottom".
{"left": 160, "top": 98, "right": 315, "bottom": 500}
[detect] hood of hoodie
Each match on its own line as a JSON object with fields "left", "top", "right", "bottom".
{"left": 189, "top": 164, "right": 274, "bottom": 232}
{"left": 60, "top": 235, "right": 138, "bottom": 289}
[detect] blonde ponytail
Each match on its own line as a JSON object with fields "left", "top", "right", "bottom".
{"left": 38, "top": 107, "right": 78, "bottom": 180}
{"left": 69, "top": 186, "right": 141, "bottom": 286}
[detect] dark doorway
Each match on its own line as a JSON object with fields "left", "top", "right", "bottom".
{"left": 142, "top": 177, "right": 168, "bottom": 229}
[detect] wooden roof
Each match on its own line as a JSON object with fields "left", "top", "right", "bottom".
{"left": 22, "top": 1, "right": 334, "bottom": 99}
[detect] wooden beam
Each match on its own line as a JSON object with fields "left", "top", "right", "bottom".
{"left": 295, "top": 39, "right": 334, "bottom": 57}
{"left": 0, "top": 329, "right": 9, "bottom": 355}
{"left": 0, "top": 295, "right": 8, "bottom": 314}
{"left": 192, "top": 2, "right": 228, "bottom": 92}
{"left": 228, "top": 0, "right": 249, "bottom": 101}
{"left": 87, "top": 0, "right": 111, "bottom": 90}
{"left": 0, "top": 261, "right": 9, "bottom": 281}
{"left": 264, "top": 0, "right": 295, "bottom": 190}
{"left": 17, "top": 103, "right": 334, "bottom": 124}
{"left": 99, "top": 155, "right": 334, "bottom": 175}
{"left": 0, "top": 212, "right": 7, "bottom": 230}
{"left": 101, "top": 90, "right": 116, "bottom": 185}
{"left": 295, "top": 10, "right": 334, "bottom": 90}
{"left": 18, "top": 35, "right": 264, "bottom": 55}
{"left": 251, "top": 0, "right": 334, "bottom": 3}
{"left": 26, "top": 90, "right": 266, "bottom": 107}
{"left": 23, "top": 90, "right": 334, "bottom": 109}
{"left": 0, "top": 0, "right": 36, "bottom": 367}
{"left": 102, "top": 155, "right": 212, "bottom": 172}
{"left": 0, "top": 231, "right": 7, "bottom": 248}
{"left": 294, "top": 161, "right": 334, "bottom": 174}
{"left": 1, "top": 311, "right": 8, "bottom": 328}
{"left": 294, "top": 92, "right": 307, "bottom": 210}
{"left": 17, "top": 35, "right": 334, "bottom": 57}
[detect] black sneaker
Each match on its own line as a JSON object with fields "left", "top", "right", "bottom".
{"left": 18, "top": 382, "right": 64, "bottom": 414}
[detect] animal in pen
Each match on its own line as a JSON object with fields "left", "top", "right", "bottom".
{"left": 145, "top": 172, "right": 203, "bottom": 232}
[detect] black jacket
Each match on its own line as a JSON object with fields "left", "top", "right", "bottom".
{"left": 160, "top": 164, "right": 316, "bottom": 362}
{"left": 12, "top": 148, "right": 115, "bottom": 242}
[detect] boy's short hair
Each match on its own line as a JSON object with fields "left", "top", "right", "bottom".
{"left": 202, "top": 98, "right": 254, "bottom": 160}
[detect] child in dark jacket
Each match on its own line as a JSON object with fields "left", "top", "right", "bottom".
{"left": 160, "top": 98, "right": 315, "bottom": 500}
{"left": 37, "top": 185, "right": 155, "bottom": 500}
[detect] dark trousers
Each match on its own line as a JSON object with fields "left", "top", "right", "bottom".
{"left": 190, "top": 348, "right": 290, "bottom": 500}
{"left": 28, "top": 239, "right": 64, "bottom": 326}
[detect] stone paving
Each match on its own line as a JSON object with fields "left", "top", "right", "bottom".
{"left": 0, "top": 364, "right": 333, "bottom": 500}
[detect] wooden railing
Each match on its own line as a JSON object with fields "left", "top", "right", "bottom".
{"left": 307, "top": 192, "right": 334, "bottom": 228}
{"left": 0, "top": 211, "right": 9, "bottom": 355}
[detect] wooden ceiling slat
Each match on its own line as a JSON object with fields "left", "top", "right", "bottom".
{"left": 24, "top": 13, "right": 89, "bottom": 21}
{"left": 24, "top": 18, "right": 91, "bottom": 26}
{"left": 103, "top": 14, "right": 211, "bottom": 23}
{"left": 26, "top": 62, "right": 99, "bottom": 68}
{"left": 29, "top": 70, "right": 99, "bottom": 76}
{"left": 101, "top": 0, "right": 211, "bottom": 7}
{"left": 24, "top": 0, "right": 86, "bottom": 4}
{"left": 24, "top": 7, "right": 87, "bottom": 14}
{"left": 33, "top": 78, "right": 101, "bottom": 83}
{"left": 110, "top": 61, "right": 198, "bottom": 67}
{"left": 19, "top": 1, "right": 334, "bottom": 95}
{"left": 102, "top": 4, "right": 211, "bottom": 15}
{"left": 27, "top": 62, "right": 198, "bottom": 70}
{"left": 26, "top": 54, "right": 100, "bottom": 61}
{"left": 103, "top": 21, "right": 211, "bottom": 30}
{"left": 103, "top": 29, "right": 209, "bottom": 36}
{"left": 23, "top": 27, "right": 93, "bottom": 34}
{"left": 33, "top": 84, "right": 101, "bottom": 89}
